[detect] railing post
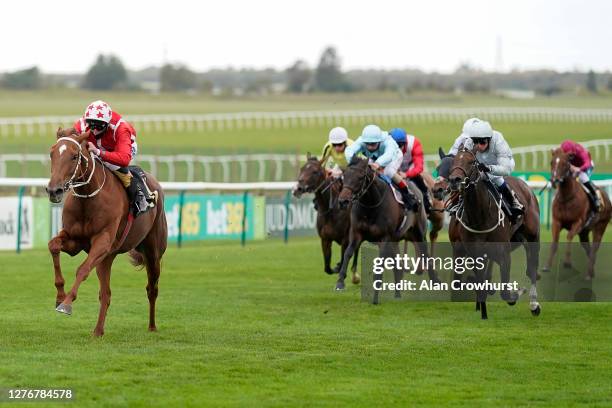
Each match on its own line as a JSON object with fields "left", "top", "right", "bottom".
{"left": 283, "top": 189, "right": 291, "bottom": 244}
{"left": 177, "top": 190, "right": 185, "bottom": 248}
{"left": 16, "top": 186, "right": 24, "bottom": 254}
{"left": 241, "top": 191, "right": 249, "bottom": 246}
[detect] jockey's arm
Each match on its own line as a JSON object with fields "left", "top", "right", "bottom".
{"left": 575, "top": 145, "right": 592, "bottom": 171}
{"left": 488, "top": 137, "right": 514, "bottom": 176}
{"left": 448, "top": 134, "right": 468, "bottom": 156}
{"left": 320, "top": 143, "right": 331, "bottom": 168}
{"left": 375, "top": 140, "right": 396, "bottom": 167}
{"left": 344, "top": 137, "right": 363, "bottom": 163}
{"left": 99, "top": 128, "right": 132, "bottom": 168}
{"left": 405, "top": 138, "right": 424, "bottom": 178}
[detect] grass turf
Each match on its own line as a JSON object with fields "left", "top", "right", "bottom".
{"left": 1, "top": 235, "right": 611, "bottom": 407}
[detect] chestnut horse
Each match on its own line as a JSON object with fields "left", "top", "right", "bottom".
{"left": 543, "top": 148, "right": 611, "bottom": 279}
{"left": 46, "top": 129, "right": 167, "bottom": 336}
{"left": 337, "top": 157, "right": 439, "bottom": 302}
{"left": 448, "top": 147, "right": 541, "bottom": 319}
{"left": 293, "top": 155, "right": 359, "bottom": 282}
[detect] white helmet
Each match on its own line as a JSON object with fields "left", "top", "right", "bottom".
{"left": 84, "top": 100, "right": 113, "bottom": 124}
{"left": 328, "top": 127, "right": 348, "bottom": 144}
{"left": 462, "top": 117, "right": 493, "bottom": 139}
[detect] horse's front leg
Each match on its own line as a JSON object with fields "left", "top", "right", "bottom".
{"left": 563, "top": 222, "right": 583, "bottom": 269}
{"left": 336, "top": 231, "right": 362, "bottom": 291}
{"left": 56, "top": 231, "right": 113, "bottom": 315}
{"left": 93, "top": 254, "right": 116, "bottom": 337}
{"left": 48, "top": 229, "right": 82, "bottom": 307}
{"left": 543, "top": 220, "right": 561, "bottom": 272}
{"left": 321, "top": 238, "right": 334, "bottom": 274}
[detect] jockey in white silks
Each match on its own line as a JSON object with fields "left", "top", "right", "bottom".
{"left": 449, "top": 117, "right": 524, "bottom": 218}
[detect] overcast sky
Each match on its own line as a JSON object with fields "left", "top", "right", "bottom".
{"left": 2, "top": 0, "right": 610, "bottom": 73}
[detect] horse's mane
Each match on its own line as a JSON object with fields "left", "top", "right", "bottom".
{"left": 348, "top": 155, "right": 367, "bottom": 167}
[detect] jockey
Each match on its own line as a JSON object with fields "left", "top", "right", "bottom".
{"left": 390, "top": 128, "right": 432, "bottom": 214}
{"left": 321, "top": 127, "right": 354, "bottom": 178}
{"left": 73, "top": 100, "right": 150, "bottom": 214}
{"left": 560, "top": 140, "right": 601, "bottom": 209}
{"left": 449, "top": 117, "right": 524, "bottom": 219}
{"left": 345, "top": 124, "right": 418, "bottom": 211}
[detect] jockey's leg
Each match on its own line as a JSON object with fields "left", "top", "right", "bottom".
{"left": 410, "top": 174, "right": 432, "bottom": 214}
{"left": 578, "top": 170, "right": 601, "bottom": 210}
{"left": 111, "top": 167, "right": 148, "bottom": 215}
{"left": 494, "top": 176, "right": 524, "bottom": 218}
{"left": 385, "top": 155, "right": 417, "bottom": 211}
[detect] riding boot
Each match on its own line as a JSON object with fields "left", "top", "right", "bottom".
{"left": 398, "top": 184, "right": 418, "bottom": 212}
{"left": 127, "top": 179, "right": 148, "bottom": 216}
{"left": 583, "top": 181, "right": 601, "bottom": 210}
{"left": 411, "top": 175, "right": 432, "bottom": 215}
{"left": 500, "top": 182, "right": 524, "bottom": 220}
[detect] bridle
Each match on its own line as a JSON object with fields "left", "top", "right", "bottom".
{"left": 449, "top": 148, "right": 505, "bottom": 234}
{"left": 344, "top": 163, "right": 385, "bottom": 208}
{"left": 449, "top": 149, "right": 481, "bottom": 191}
{"left": 54, "top": 136, "right": 106, "bottom": 198}
{"left": 550, "top": 154, "right": 571, "bottom": 186}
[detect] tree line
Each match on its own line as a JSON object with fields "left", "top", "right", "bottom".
{"left": 1, "top": 46, "right": 611, "bottom": 95}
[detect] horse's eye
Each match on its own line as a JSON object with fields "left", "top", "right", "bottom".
{"left": 72, "top": 155, "right": 78, "bottom": 161}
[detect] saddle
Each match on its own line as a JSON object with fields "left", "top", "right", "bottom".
{"left": 127, "top": 166, "right": 158, "bottom": 216}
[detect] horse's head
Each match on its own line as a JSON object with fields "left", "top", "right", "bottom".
{"left": 46, "top": 128, "right": 90, "bottom": 203}
{"left": 550, "top": 147, "right": 572, "bottom": 188}
{"left": 433, "top": 147, "right": 454, "bottom": 200}
{"left": 448, "top": 145, "right": 479, "bottom": 193}
{"left": 338, "top": 156, "right": 371, "bottom": 208}
{"left": 294, "top": 154, "right": 325, "bottom": 198}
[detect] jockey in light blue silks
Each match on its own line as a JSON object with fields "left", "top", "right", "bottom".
{"left": 449, "top": 117, "right": 524, "bottom": 218}
{"left": 345, "top": 124, "right": 418, "bottom": 211}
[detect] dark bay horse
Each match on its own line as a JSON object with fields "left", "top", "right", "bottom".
{"left": 293, "top": 155, "right": 359, "bottom": 283}
{"left": 337, "top": 157, "right": 438, "bottom": 301}
{"left": 448, "top": 147, "right": 541, "bottom": 319}
{"left": 543, "top": 148, "right": 611, "bottom": 279}
{"left": 46, "top": 129, "right": 167, "bottom": 336}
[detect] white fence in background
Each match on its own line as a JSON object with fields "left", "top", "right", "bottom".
{"left": 3, "top": 107, "right": 612, "bottom": 137}
{"left": 1, "top": 139, "right": 611, "bottom": 182}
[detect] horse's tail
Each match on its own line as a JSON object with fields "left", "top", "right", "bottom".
{"left": 128, "top": 249, "right": 146, "bottom": 270}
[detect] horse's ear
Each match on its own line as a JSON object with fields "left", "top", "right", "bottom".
{"left": 56, "top": 127, "right": 63, "bottom": 139}
{"left": 76, "top": 131, "right": 90, "bottom": 144}
{"left": 306, "top": 152, "right": 311, "bottom": 160}
{"left": 438, "top": 147, "right": 446, "bottom": 159}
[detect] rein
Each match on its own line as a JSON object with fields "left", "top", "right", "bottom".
{"left": 349, "top": 166, "right": 386, "bottom": 209}
{"left": 55, "top": 137, "right": 106, "bottom": 198}
{"left": 450, "top": 148, "right": 505, "bottom": 233}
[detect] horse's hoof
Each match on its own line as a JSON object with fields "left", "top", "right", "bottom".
{"left": 584, "top": 274, "right": 593, "bottom": 281}
{"left": 92, "top": 330, "right": 104, "bottom": 337}
{"left": 541, "top": 266, "right": 550, "bottom": 273}
{"left": 563, "top": 262, "right": 572, "bottom": 269}
{"left": 324, "top": 269, "right": 334, "bottom": 275}
{"left": 531, "top": 305, "right": 541, "bottom": 316}
{"left": 149, "top": 326, "right": 157, "bottom": 332}
{"left": 335, "top": 282, "right": 345, "bottom": 291}
{"left": 352, "top": 275, "right": 361, "bottom": 285}
{"left": 55, "top": 303, "right": 72, "bottom": 315}
{"left": 507, "top": 301, "right": 516, "bottom": 306}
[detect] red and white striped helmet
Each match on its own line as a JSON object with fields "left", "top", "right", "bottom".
{"left": 84, "top": 100, "right": 112, "bottom": 124}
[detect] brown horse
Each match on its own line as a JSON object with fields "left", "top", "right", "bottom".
{"left": 401, "top": 172, "right": 444, "bottom": 266}
{"left": 337, "top": 157, "right": 438, "bottom": 301}
{"left": 46, "top": 129, "right": 167, "bottom": 336}
{"left": 293, "top": 155, "right": 359, "bottom": 283}
{"left": 448, "top": 147, "right": 541, "bottom": 319}
{"left": 543, "top": 148, "right": 611, "bottom": 279}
